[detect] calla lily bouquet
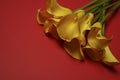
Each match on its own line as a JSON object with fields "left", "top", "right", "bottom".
{"left": 37, "top": 0, "right": 120, "bottom": 66}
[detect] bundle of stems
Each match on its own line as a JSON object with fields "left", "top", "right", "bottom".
{"left": 75, "top": 0, "right": 120, "bottom": 35}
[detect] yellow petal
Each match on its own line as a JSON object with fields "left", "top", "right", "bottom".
{"left": 64, "top": 39, "right": 84, "bottom": 60}
{"left": 79, "top": 13, "right": 94, "bottom": 32}
{"left": 102, "top": 47, "right": 120, "bottom": 66}
{"left": 43, "top": 20, "right": 60, "bottom": 39}
{"left": 87, "top": 23, "right": 112, "bottom": 49}
{"left": 57, "top": 14, "right": 80, "bottom": 42}
{"left": 91, "top": 22, "right": 103, "bottom": 37}
{"left": 77, "top": 13, "right": 94, "bottom": 45}
{"left": 37, "top": 9, "right": 53, "bottom": 24}
{"left": 46, "top": 0, "right": 72, "bottom": 18}
{"left": 74, "top": 10, "right": 85, "bottom": 19}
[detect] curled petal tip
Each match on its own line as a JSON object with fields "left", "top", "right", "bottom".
{"left": 102, "top": 47, "right": 120, "bottom": 66}
{"left": 92, "top": 22, "right": 102, "bottom": 28}
{"left": 46, "top": 0, "right": 72, "bottom": 17}
{"left": 37, "top": 9, "right": 42, "bottom": 24}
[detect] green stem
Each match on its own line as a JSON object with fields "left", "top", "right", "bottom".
{"left": 101, "top": 1, "right": 120, "bottom": 35}
{"left": 101, "top": 9, "right": 106, "bottom": 35}
{"left": 91, "top": 0, "right": 120, "bottom": 23}
{"left": 103, "top": 0, "right": 120, "bottom": 10}
{"left": 74, "top": 0, "right": 105, "bottom": 11}
{"left": 101, "top": 2, "right": 120, "bottom": 24}
{"left": 92, "top": 11, "right": 102, "bottom": 24}
{"left": 102, "top": 24, "right": 105, "bottom": 35}
{"left": 86, "top": 0, "right": 110, "bottom": 11}
{"left": 80, "top": 0, "right": 98, "bottom": 9}
{"left": 86, "top": 6, "right": 99, "bottom": 13}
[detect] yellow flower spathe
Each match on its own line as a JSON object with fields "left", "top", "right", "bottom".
{"left": 57, "top": 10, "right": 85, "bottom": 42}
{"left": 46, "top": 0, "right": 72, "bottom": 18}
{"left": 102, "top": 47, "right": 120, "bottom": 66}
{"left": 64, "top": 39, "right": 84, "bottom": 60}
{"left": 87, "top": 22, "right": 112, "bottom": 49}
{"left": 37, "top": 0, "right": 72, "bottom": 38}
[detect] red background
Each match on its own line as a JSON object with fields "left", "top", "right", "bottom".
{"left": 0, "top": 0, "right": 120, "bottom": 80}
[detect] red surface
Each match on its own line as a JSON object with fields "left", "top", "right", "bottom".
{"left": 0, "top": 0, "right": 120, "bottom": 80}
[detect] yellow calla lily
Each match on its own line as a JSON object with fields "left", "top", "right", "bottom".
{"left": 102, "top": 47, "right": 120, "bottom": 66}
{"left": 37, "top": 0, "right": 73, "bottom": 38}
{"left": 46, "top": 0, "right": 72, "bottom": 18}
{"left": 83, "top": 22, "right": 110, "bottom": 61}
{"left": 84, "top": 22, "right": 119, "bottom": 65}
{"left": 56, "top": 10, "right": 94, "bottom": 60}
{"left": 87, "top": 22, "right": 112, "bottom": 49}
{"left": 57, "top": 10, "right": 85, "bottom": 42}
{"left": 57, "top": 12, "right": 94, "bottom": 60}
{"left": 64, "top": 39, "right": 84, "bottom": 60}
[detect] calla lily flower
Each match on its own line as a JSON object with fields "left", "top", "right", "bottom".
{"left": 57, "top": 10, "right": 85, "bottom": 42}
{"left": 37, "top": 0, "right": 72, "bottom": 24}
{"left": 87, "top": 22, "right": 112, "bottom": 49}
{"left": 57, "top": 12, "right": 95, "bottom": 60}
{"left": 46, "top": 0, "right": 72, "bottom": 18}
{"left": 37, "top": 0, "right": 72, "bottom": 38}
{"left": 83, "top": 22, "right": 120, "bottom": 65}
{"left": 83, "top": 22, "right": 110, "bottom": 61}
{"left": 64, "top": 39, "right": 84, "bottom": 60}
{"left": 102, "top": 47, "right": 120, "bottom": 66}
